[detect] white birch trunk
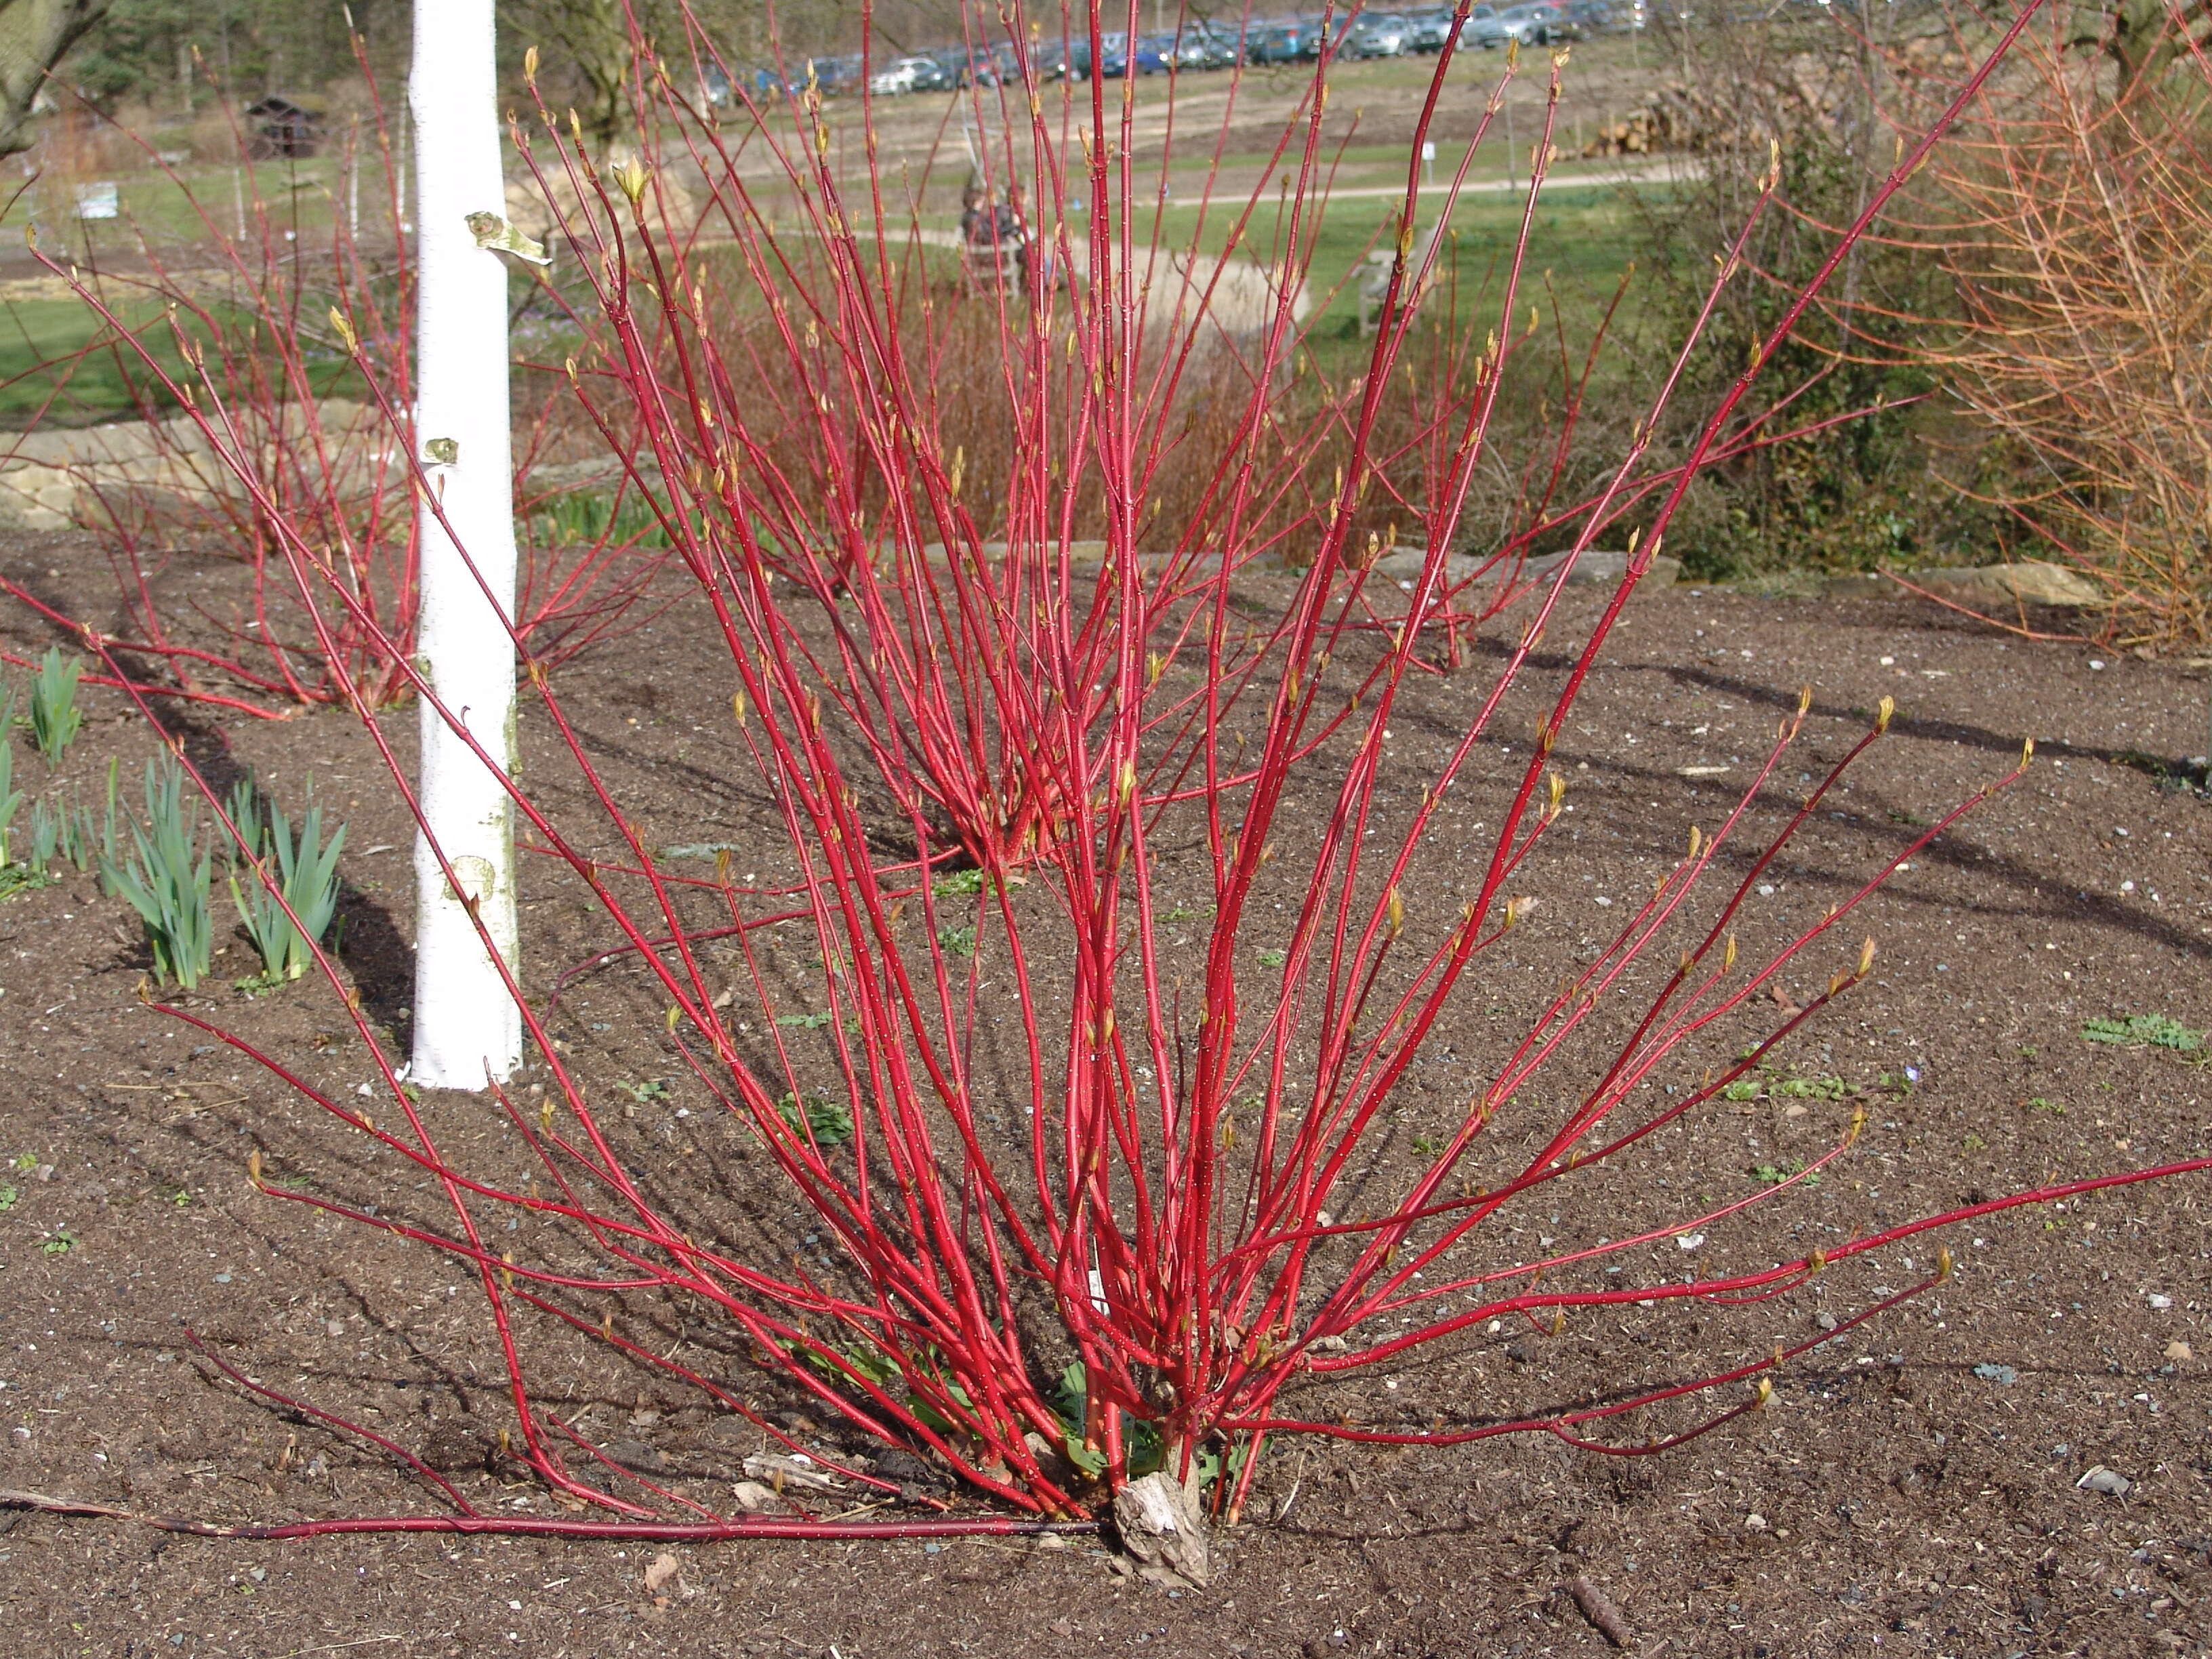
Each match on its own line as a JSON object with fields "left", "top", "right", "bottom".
{"left": 407, "top": 0, "right": 521, "bottom": 1089}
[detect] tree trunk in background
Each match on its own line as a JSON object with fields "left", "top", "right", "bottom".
{"left": 0, "top": 0, "right": 104, "bottom": 155}
{"left": 407, "top": 0, "right": 521, "bottom": 1089}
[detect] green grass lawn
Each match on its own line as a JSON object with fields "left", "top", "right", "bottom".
{"left": 0, "top": 149, "right": 405, "bottom": 425}
{"left": 0, "top": 298, "right": 188, "bottom": 425}
{"left": 1138, "top": 176, "right": 1662, "bottom": 371}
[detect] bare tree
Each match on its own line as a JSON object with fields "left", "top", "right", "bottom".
{"left": 0, "top": 0, "right": 105, "bottom": 154}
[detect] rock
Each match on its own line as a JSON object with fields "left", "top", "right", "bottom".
{"left": 1820, "top": 571, "right": 1892, "bottom": 600}
{"left": 919, "top": 539, "right": 1111, "bottom": 569}
{"left": 1744, "top": 1512, "right": 1769, "bottom": 1531}
{"left": 2076, "top": 1465, "right": 2131, "bottom": 1497}
{"left": 1374, "top": 548, "right": 1681, "bottom": 592}
{"left": 1519, "top": 548, "right": 1681, "bottom": 590}
{"left": 2166, "top": 1340, "right": 2193, "bottom": 1362}
{"left": 1112, "top": 1470, "right": 1209, "bottom": 1589}
{"left": 729, "top": 1479, "right": 781, "bottom": 1512}
{"left": 1896, "top": 561, "right": 2106, "bottom": 609}
{"left": 0, "top": 398, "right": 394, "bottom": 531}
{"left": 602, "top": 1438, "right": 666, "bottom": 1474}
{"left": 1374, "top": 549, "right": 1479, "bottom": 585}
{"left": 1971, "top": 1363, "right": 2018, "bottom": 1385}
{"left": 1999, "top": 560, "right": 2106, "bottom": 607}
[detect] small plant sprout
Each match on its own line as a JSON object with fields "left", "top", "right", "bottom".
{"left": 27, "top": 798, "right": 58, "bottom": 874}
{"left": 102, "top": 755, "right": 214, "bottom": 989}
{"left": 29, "top": 647, "right": 84, "bottom": 763}
{"left": 230, "top": 789, "right": 347, "bottom": 987}
{"left": 227, "top": 773, "right": 271, "bottom": 863}
{"left": 0, "top": 690, "right": 20, "bottom": 866}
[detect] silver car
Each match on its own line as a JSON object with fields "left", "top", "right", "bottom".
{"left": 1492, "top": 2, "right": 1573, "bottom": 42}
{"left": 1458, "top": 5, "right": 1509, "bottom": 46}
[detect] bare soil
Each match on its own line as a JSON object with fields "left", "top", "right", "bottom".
{"left": 0, "top": 539, "right": 2207, "bottom": 1658}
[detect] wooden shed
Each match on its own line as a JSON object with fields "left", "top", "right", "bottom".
{"left": 245, "top": 95, "right": 327, "bottom": 159}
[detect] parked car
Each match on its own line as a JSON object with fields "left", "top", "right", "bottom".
{"left": 1403, "top": 5, "right": 1460, "bottom": 50}
{"left": 1492, "top": 1, "right": 1577, "bottom": 41}
{"left": 1561, "top": 0, "right": 1617, "bottom": 30}
{"left": 1246, "top": 16, "right": 1320, "bottom": 61}
{"left": 1345, "top": 12, "right": 1415, "bottom": 55}
{"left": 1458, "top": 5, "right": 1509, "bottom": 46}
{"left": 1039, "top": 35, "right": 1090, "bottom": 80}
{"left": 941, "top": 46, "right": 1006, "bottom": 87}
{"left": 989, "top": 40, "right": 1044, "bottom": 82}
{"left": 868, "top": 56, "right": 937, "bottom": 94}
{"left": 1084, "top": 30, "right": 1132, "bottom": 75}
{"left": 1169, "top": 20, "right": 1244, "bottom": 68}
{"left": 1132, "top": 33, "right": 1180, "bottom": 72}
{"left": 911, "top": 54, "right": 961, "bottom": 90}
{"left": 807, "top": 54, "right": 865, "bottom": 94}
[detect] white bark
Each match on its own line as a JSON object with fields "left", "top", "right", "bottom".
{"left": 407, "top": 0, "right": 521, "bottom": 1089}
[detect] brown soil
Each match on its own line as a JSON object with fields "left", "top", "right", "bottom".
{"left": 0, "top": 539, "right": 2207, "bottom": 1658}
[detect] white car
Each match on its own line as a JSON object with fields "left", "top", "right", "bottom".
{"left": 869, "top": 56, "right": 935, "bottom": 94}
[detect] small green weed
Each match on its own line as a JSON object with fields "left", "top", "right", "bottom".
{"left": 1257, "top": 948, "right": 1288, "bottom": 968}
{"left": 1162, "top": 902, "right": 1215, "bottom": 922}
{"left": 0, "top": 1184, "right": 16, "bottom": 1212}
{"left": 1751, "top": 1158, "right": 1820, "bottom": 1187}
{"left": 12, "top": 1152, "right": 35, "bottom": 1172}
{"left": 809, "top": 1342, "right": 974, "bottom": 1435}
{"left": 0, "top": 865, "right": 54, "bottom": 900}
{"left": 1720, "top": 1078, "right": 1762, "bottom": 1102}
{"left": 1773, "top": 1074, "right": 1849, "bottom": 1100}
{"left": 936, "top": 924, "right": 977, "bottom": 956}
{"left": 2081, "top": 1013, "right": 2204, "bottom": 1052}
{"left": 29, "top": 647, "right": 83, "bottom": 762}
{"left": 1962, "top": 1130, "right": 1988, "bottom": 1151}
{"left": 773, "top": 1011, "right": 836, "bottom": 1029}
{"left": 2027, "top": 1096, "right": 2066, "bottom": 1115}
{"left": 102, "top": 755, "right": 214, "bottom": 989}
{"left": 930, "top": 867, "right": 987, "bottom": 899}
{"left": 776, "top": 1090, "right": 854, "bottom": 1145}
{"left": 1049, "top": 1361, "right": 1237, "bottom": 1490}
{"left": 41, "top": 1233, "right": 72, "bottom": 1254}
{"left": 617, "top": 1078, "right": 671, "bottom": 1103}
